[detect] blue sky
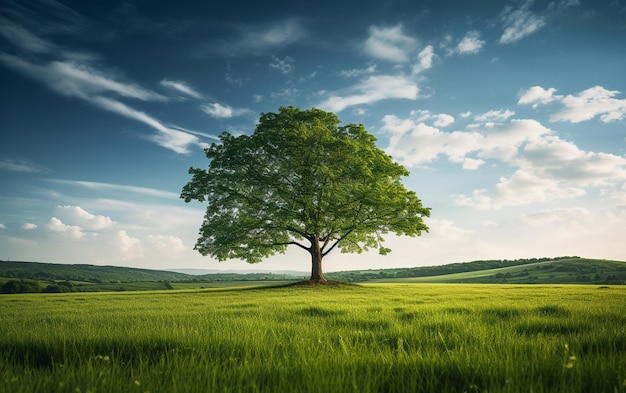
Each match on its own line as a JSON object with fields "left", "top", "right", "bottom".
{"left": 1, "top": 0, "right": 625, "bottom": 272}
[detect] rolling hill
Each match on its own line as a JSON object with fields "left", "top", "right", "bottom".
{"left": 1, "top": 256, "right": 625, "bottom": 293}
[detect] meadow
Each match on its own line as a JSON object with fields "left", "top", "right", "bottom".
{"left": 1, "top": 284, "right": 625, "bottom": 392}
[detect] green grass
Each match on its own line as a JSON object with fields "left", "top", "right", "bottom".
{"left": 1, "top": 284, "right": 625, "bottom": 392}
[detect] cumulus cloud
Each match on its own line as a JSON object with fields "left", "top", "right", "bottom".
{"left": 319, "top": 75, "right": 419, "bottom": 112}
{"left": 412, "top": 45, "right": 435, "bottom": 75}
{"left": 147, "top": 235, "right": 186, "bottom": 253}
{"left": 0, "top": 224, "right": 6, "bottom": 230}
{"left": 383, "top": 110, "right": 626, "bottom": 209}
{"left": 55, "top": 205, "right": 115, "bottom": 231}
{"left": 114, "top": 230, "right": 143, "bottom": 260}
{"left": 519, "top": 85, "right": 626, "bottom": 123}
{"left": 362, "top": 24, "right": 417, "bottom": 63}
{"left": 47, "top": 217, "right": 86, "bottom": 239}
{"left": 453, "top": 133, "right": 626, "bottom": 209}
{"left": 518, "top": 86, "right": 559, "bottom": 107}
{"left": 455, "top": 170, "right": 586, "bottom": 210}
{"left": 21, "top": 223, "right": 37, "bottom": 230}
{"left": 456, "top": 31, "right": 485, "bottom": 54}
{"left": 382, "top": 115, "right": 551, "bottom": 169}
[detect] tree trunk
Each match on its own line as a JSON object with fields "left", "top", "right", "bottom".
{"left": 309, "top": 235, "right": 327, "bottom": 282}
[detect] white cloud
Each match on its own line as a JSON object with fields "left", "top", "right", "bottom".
{"left": 362, "top": 24, "right": 417, "bottom": 63}
{"left": 319, "top": 75, "right": 419, "bottom": 112}
{"left": 412, "top": 45, "right": 435, "bottom": 75}
{"left": 0, "top": 224, "right": 6, "bottom": 230}
{"left": 519, "top": 85, "right": 626, "bottom": 123}
{"left": 55, "top": 205, "right": 115, "bottom": 231}
{"left": 460, "top": 111, "right": 472, "bottom": 118}
{"left": 160, "top": 79, "right": 203, "bottom": 99}
{"left": 455, "top": 170, "right": 586, "bottom": 210}
{"left": 339, "top": 65, "right": 377, "bottom": 78}
{"left": 201, "top": 102, "right": 250, "bottom": 119}
{"left": 499, "top": 0, "right": 546, "bottom": 44}
{"left": 552, "top": 86, "right": 626, "bottom": 123}
{"left": 147, "top": 235, "right": 186, "bottom": 253}
{"left": 0, "top": 53, "right": 204, "bottom": 154}
{"left": 518, "top": 86, "right": 559, "bottom": 107}
{"left": 521, "top": 136, "right": 626, "bottom": 186}
{"left": 47, "top": 217, "right": 85, "bottom": 239}
{"left": 475, "top": 109, "right": 515, "bottom": 122}
{"left": 383, "top": 109, "right": 626, "bottom": 209}
{"left": 456, "top": 31, "right": 485, "bottom": 54}
{"left": 269, "top": 55, "right": 294, "bottom": 75}
{"left": 114, "top": 230, "right": 143, "bottom": 260}
{"left": 91, "top": 96, "right": 200, "bottom": 154}
{"left": 48, "top": 179, "right": 179, "bottom": 199}
{"left": 22, "top": 223, "right": 37, "bottom": 230}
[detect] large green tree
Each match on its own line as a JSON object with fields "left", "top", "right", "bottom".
{"left": 181, "top": 107, "right": 430, "bottom": 281}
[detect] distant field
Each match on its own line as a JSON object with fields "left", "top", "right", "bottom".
{"left": 1, "top": 284, "right": 625, "bottom": 392}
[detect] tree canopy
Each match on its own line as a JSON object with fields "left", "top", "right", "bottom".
{"left": 181, "top": 107, "right": 430, "bottom": 281}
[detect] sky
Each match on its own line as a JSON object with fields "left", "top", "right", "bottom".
{"left": 1, "top": 0, "right": 625, "bottom": 273}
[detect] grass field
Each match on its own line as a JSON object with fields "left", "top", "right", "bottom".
{"left": 1, "top": 284, "right": 625, "bottom": 392}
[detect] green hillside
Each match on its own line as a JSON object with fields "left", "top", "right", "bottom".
{"left": 0, "top": 260, "right": 191, "bottom": 283}
{"left": 369, "top": 258, "right": 626, "bottom": 284}
{"left": 2, "top": 257, "right": 625, "bottom": 293}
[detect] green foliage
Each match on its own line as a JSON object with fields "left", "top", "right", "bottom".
{"left": 1, "top": 279, "right": 40, "bottom": 294}
{"left": 181, "top": 107, "right": 430, "bottom": 276}
{"left": 0, "top": 285, "right": 625, "bottom": 392}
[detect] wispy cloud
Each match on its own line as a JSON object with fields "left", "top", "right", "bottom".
{"left": 474, "top": 109, "right": 515, "bottom": 122}
{"left": 0, "top": 53, "right": 206, "bottom": 153}
{"left": 0, "top": 157, "right": 49, "bottom": 173}
{"left": 216, "top": 18, "right": 306, "bottom": 55}
{"left": 0, "top": 17, "right": 56, "bottom": 54}
{"left": 269, "top": 55, "right": 294, "bottom": 75}
{"left": 519, "top": 85, "right": 626, "bottom": 123}
{"left": 160, "top": 79, "right": 203, "bottom": 99}
{"left": 499, "top": 0, "right": 546, "bottom": 44}
{"left": 319, "top": 75, "right": 419, "bottom": 112}
{"left": 201, "top": 102, "right": 251, "bottom": 119}
{"left": 498, "top": 0, "right": 579, "bottom": 44}
{"left": 0, "top": 54, "right": 165, "bottom": 101}
{"left": 362, "top": 24, "right": 417, "bottom": 63}
{"left": 0, "top": 2, "right": 210, "bottom": 155}
{"left": 48, "top": 179, "right": 179, "bottom": 199}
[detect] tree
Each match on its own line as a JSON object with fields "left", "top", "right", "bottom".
{"left": 181, "top": 107, "right": 430, "bottom": 282}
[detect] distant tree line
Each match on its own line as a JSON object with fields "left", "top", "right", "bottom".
{"left": 327, "top": 257, "right": 582, "bottom": 282}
